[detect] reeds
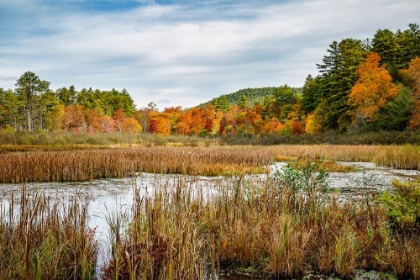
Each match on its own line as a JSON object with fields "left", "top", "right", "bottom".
{"left": 0, "top": 187, "right": 98, "bottom": 279}
{"left": 0, "top": 146, "right": 272, "bottom": 183}
{"left": 3, "top": 143, "right": 420, "bottom": 184}
{"left": 269, "top": 144, "right": 420, "bottom": 170}
{"left": 1, "top": 175, "right": 419, "bottom": 279}
{"left": 101, "top": 174, "right": 420, "bottom": 279}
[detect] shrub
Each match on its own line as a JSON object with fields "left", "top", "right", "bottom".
{"left": 380, "top": 179, "right": 420, "bottom": 232}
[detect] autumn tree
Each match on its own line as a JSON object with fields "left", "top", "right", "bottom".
{"left": 113, "top": 108, "right": 126, "bottom": 132}
{"left": 291, "top": 121, "right": 303, "bottom": 135}
{"left": 121, "top": 118, "right": 142, "bottom": 136}
{"left": 348, "top": 53, "right": 401, "bottom": 124}
{"left": 62, "top": 104, "right": 85, "bottom": 132}
{"left": 44, "top": 103, "right": 65, "bottom": 131}
{"left": 98, "top": 115, "right": 116, "bottom": 133}
{"left": 134, "top": 108, "right": 152, "bottom": 133}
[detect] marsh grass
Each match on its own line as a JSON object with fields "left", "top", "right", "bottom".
{"left": 101, "top": 173, "right": 420, "bottom": 279}
{"left": 269, "top": 144, "right": 420, "bottom": 170}
{"left": 275, "top": 157, "right": 357, "bottom": 172}
{"left": 0, "top": 146, "right": 272, "bottom": 183}
{"left": 0, "top": 187, "right": 98, "bottom": 279}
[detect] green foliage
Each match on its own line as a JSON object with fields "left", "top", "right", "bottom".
{"left": 15, "top": 71, "right": 50, "bottom": 131}
{"left": 380, "top": 179, "right": 420, "bottom": 231}
{"left": 273, "top": 85, "right": 297, "bottom": 107}
{"left": 378, "top": 86, "right": 414, "bottom": 130}
{"left": 317, "top": 38, "right": 368, "bottom": 132}
{"left": 274, "top": 159, "right": 329, "bottom": 194}
{"left": 204, "top": 86, "right": 302, "bottom": 109}
{"left": 57, "top": 85, "right": 77, "bottom": 106}
{"left": 302, "top": 75, "right": 325, "bottom": 114}
{"left": 237, "top": 94, "right": 249, "bottom": 109}
{"left": 213, "top": 95, "right": 231, "bottom": 112}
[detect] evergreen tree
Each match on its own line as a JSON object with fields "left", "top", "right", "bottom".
{"left": 15, "top": 71, "right": 50, "bottom": 131}
{"left": 379, "top": 87, "right": 414, "bottom": 130}
{"left": 316, "top": 39, "right": 367, "bottom": 131}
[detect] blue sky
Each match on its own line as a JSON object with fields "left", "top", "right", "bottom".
{"left": 1, "top": 0, "right": 420, "bottom": 109}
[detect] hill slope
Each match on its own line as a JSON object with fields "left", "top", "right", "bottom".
{"left": 200, "top": 86, "right": 302, "bottom": 107}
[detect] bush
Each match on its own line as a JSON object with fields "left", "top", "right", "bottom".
{"left": 380, "top": 179, "right": 420, "bottom": 232}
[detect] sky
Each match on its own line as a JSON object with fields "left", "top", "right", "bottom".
{"left": 1, "top": 0, "right": 420, "bottom": 110}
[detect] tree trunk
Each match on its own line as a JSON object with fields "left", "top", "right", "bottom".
{"left": 27, "top": 110, "right": 32, "bottom": 132}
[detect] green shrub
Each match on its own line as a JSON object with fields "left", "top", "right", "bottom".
{"left": 380, "top": 179, "right": 420, "bottom": 232}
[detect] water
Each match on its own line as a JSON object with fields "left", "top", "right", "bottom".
{"left": 1, "top": 162, "right": 417, "bottom": 279}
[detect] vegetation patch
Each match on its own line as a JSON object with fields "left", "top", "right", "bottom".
{"left": 286, "top": 158, "right": 357, "bottom": 173}
{"left": 0, "top": 146, "right": 272, "bottom": 183}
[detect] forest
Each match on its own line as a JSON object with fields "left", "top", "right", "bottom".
{"left": 1, "top": 23, "right": 419, "bottom": 138}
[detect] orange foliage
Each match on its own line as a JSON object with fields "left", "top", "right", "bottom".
{"left": 121, "top": 117, "right": 142, "bottom": 135}
{"left": 348, "top": 52, "right": 401, "bottom": 122}
{"left": 291, "top": 121, "right": 303, "bottom": 135}
{"left": 62, "top": 104, "right": 85, "bottom": 131}
{"left": 155, "top": 115, "right": 171, "bottom": 135}
{"left": 262, "top": 118, "right": 282, "bottom": 133}
{"left": 113, "top": 108, "right": 126, "bottom": 132}
{"left": 85, "top": 109, "right": 101, "bottom": 133}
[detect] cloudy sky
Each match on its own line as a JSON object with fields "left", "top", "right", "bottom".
{"left": 1, "top": 0, "right": 419, "bottom": 110}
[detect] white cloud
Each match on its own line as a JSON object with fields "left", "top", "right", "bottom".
{"left": 0, "top": 0, "right": 419, "bottom": 109}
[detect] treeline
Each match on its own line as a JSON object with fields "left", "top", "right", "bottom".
{"left": 0, "top": 71, "right": 141, "bottom": 134}
{"left": 1, "top": 23, "right": 419, "bottom": 138}
{"left": 136, "top": 84, "right": 304, "bottom": 136}
{"left": 201, "top": 87, "right": 302, "bottom": 109}
{"left": 302, "top": 23, "right": 420, "bottom": 133}
{"left": 142, "top": 23, "right": 420, "bottom": 137}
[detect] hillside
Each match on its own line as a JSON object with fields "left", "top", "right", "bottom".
{"left": 200, "top": 86, "right": 303, "bottom": 107}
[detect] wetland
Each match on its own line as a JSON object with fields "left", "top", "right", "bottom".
{"left": 1, "top": 145, "right": 419, "bottom": 279}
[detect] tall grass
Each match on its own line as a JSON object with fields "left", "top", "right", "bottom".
{"left": 268, "top": 144, "right": 420, "bottom": 170}
{"left": 0, "top": 146, "right": 271, "bottom": 183}
{"left": 2, "top": 144, "right": 420, "bottom": 183}
{"left": 1, "top": 171, "right": 419, "bottom": 278}
{"left": 102, "top": 173, "right": 420, "bottom": 279}
{"left": 0, "top": 187, "right": 98, "bottom": 279}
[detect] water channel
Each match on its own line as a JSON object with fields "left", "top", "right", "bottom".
{"left": 1, "top": 161, "right": 419, "bottom": 279}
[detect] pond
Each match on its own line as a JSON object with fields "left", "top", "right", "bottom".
{"left": 1, "top": 161, "right": 418, "bottom": 279}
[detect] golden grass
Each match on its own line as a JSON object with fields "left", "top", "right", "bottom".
{"left": 101, "top": 176, "right": 420, "bottom": 279}
{"left": 2, "top": 144, "right": 420, "bottom": 183}
{"left": 0, "top": 146, "right": 272, "bottom": 183}
{"left": 0, "top": 187, "right": 98, "bottom": 279}
{"left": 269, "top": 144, "right": 420, "bottom": 170}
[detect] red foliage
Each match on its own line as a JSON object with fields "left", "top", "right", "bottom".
{"left": 291, "top": 121, "right": 303, "bottom": 135}
{"left": 149, "top": 119, "right": 158, "bottom": 134}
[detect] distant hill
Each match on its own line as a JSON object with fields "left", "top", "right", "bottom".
{"left": 200, "top": 87, "right": 303, "bottom": 108}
